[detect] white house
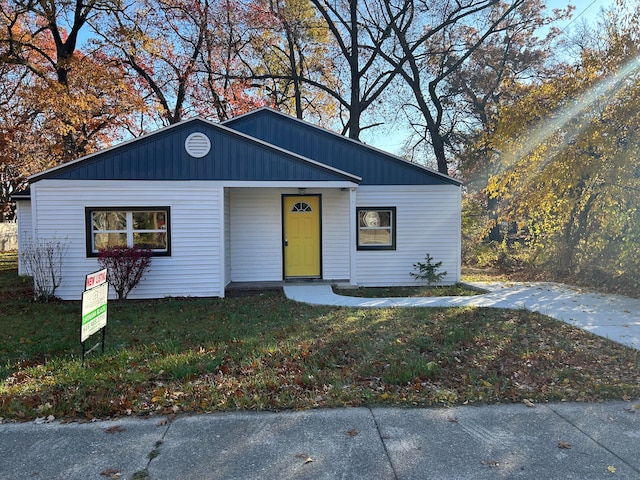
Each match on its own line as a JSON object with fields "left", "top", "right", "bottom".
{"left": 13, "top": 108, "right": 462, "bottom": 300}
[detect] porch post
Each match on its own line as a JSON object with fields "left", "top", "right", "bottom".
{"left": 349, "top": 187, "right": 357, "bottom": 286}
{"left": 219, "top": 186, "right": 227, "bottom": 297}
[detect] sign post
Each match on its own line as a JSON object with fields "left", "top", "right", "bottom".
{"left": 81, "top": 269, "right": 108, "bottom": 366}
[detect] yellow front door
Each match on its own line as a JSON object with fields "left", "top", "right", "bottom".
{"left": 283, "top": 195, "right": 321, "bottom": 278}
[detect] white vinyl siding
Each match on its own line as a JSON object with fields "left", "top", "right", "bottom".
{"left": 24, "top": 179, "right": 460, "bottom": 297}
{"left": 15, "top": 200, "right": 32, "bottom": 276}
{"left": 229, "top": 188, "right": 283, "bottom": 282}
{"left": 355, "top": 185, "right": 461, "bottom": 286}
{"left": 320, "top": 189, "right": 351, "bottom": 280}
{"left": 30, "top": 180, "right": 224, "bottom": 300}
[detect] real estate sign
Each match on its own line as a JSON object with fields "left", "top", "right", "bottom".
{"left": 81, "top": 269, "right": 108, "bottom": 343}
{"left": 85, "top": 268, "right": 107, "bottom": 291}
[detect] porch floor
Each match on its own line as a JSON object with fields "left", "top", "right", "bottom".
{"left": 225, "top": 279, "right": 350, "bottom": 296}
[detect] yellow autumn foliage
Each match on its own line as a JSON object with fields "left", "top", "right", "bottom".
{"left": 484, "top": 36, "right": 640, "bottom": 283}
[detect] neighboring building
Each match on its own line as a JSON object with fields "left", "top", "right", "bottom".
{"left": 13, "top": 108, "right": 461, "bottom": 300}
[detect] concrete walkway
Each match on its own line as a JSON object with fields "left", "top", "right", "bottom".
{"left": 284, "top": 282, "right": 640, "bottom": 351}
{"left": 2, "top": 401, "right": 639, "bottom": 479}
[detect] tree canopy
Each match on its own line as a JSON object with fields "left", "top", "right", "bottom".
{"left": 478, "top": 2, "right": 640, "bottom": 291}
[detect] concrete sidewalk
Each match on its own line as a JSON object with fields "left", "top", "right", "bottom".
{"left": 1, "top": 401, "right": 639, "bottom": 479}
{"left": 283, "top": 282, "right": 640, "bottom": 351}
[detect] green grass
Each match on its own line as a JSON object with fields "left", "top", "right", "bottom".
{"left": 1, "top": 251, "right": 638, "bottom": 421}
{"left": 333, "top": 284, "right": 482, "bottom": 298}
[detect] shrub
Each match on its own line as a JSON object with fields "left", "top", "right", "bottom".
{"left": 97, "top": 246, "right": 152, "bottom": 300}
{"left": 19, "top": 237, "right": 68, "bottom": 302}
{"left": 410, "top": 253, "right": 447, "bottom": 286}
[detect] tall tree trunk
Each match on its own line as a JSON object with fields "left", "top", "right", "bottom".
{"left": 432, "top": 129, "right": 448, "bottom": 175}
{"left": 487, "top": 195, "right": 502, "bottom": 242}
{"left": 348, "top": 0, "right": 360, "bottom": 139}
{"left": 284, "top": 27, "right": 303, "bottom": 118}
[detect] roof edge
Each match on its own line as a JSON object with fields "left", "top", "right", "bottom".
{"left": 10, "top": 188, "right": 31, "bottom": 201}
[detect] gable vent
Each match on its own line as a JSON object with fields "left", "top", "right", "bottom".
{"left": 185, "top": 132, "right": 211, "bottom": 158}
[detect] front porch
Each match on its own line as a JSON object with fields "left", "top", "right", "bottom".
{"left": 224, "top": 278, "right": 350, "bottom": 297}
{"left": 223, "top": 187, "right": 355, "bottom": 287}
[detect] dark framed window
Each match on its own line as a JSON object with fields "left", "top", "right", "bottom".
{"left": 356, "top": 207, "right": 396, "bottom": 250}
{"left": 85, "top": 207, "right": 171, "bottom": 257}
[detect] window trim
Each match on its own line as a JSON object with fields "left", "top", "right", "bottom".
{"left": 85, "top": 206, "right": 171, "bottom": 257}
{"left": 356, "top": 206, "right": 396, "bottom": 251}
{"left": 290, "top": 201, "right": 313, "bottom": 213}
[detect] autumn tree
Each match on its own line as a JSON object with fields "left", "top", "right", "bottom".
{"left": 379, "top": 0, "right": 548, "bottom": 175}
{"left": 451, "top": 2, "right": 571, "bottom": 241}
{"left": 484, "top": 6, "right": 640, "bottom": 287}
{"left": 241, "top": 0, "right": 335, "bottom": 122}
{"left": 0, "top": 0, "right": 141, "bottom": 161}
{"left": 96, "top": 0, "right": 207, "bottom": 126}
{"left": 0, "top": 1, "right": 144, "bottom": 220}
{"left": 97, "top": 0, "right": 263, "bottom": 127}
{"left": 198, "top": 0, "right": 265, "bottom": 120}
{"left": 451, "top": 2, "right": 570, "bottom": 169}
{"left": 301, "top": 0, "right": 403, "bottom": 139}
{"left": 0, "top": 62, "right": 34, "bottom": 220}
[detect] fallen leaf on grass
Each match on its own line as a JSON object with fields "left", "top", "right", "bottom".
{"left": 295, "top": 453, "right": 313, "bottom": 464}
{"left": 558, "top": 442, "right": 571, "bottom": 449}
{"left": 481, "top": 460, "right": 500, "bottom": 468}
{"left": 346, "top": 428, "right": 359, "bottom": 437}
{"left": 105, "top": 425, "right": 126, "bottom": 434}
{"left": 34, "top": 415, "right": 55, "bottom": 424}
{"left": 99, "top": 468, "right": 121, "bottom": 478}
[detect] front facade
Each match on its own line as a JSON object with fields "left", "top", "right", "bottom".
{"left": 15, "top": 109, "right": 462, "bottom": 300}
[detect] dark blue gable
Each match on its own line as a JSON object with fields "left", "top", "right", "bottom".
{"left": 30, "top": 119, "right": 360, "bottom": 183}
{"left": 224, "top": 109, "right": 460, "bottom": 186}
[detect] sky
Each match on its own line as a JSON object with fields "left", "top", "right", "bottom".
{"left": 547, "top": 0, "right": 616, "bottom": 32}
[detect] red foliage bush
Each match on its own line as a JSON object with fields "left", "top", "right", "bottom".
{"left": 97, "top": 246, "right": 152, "bottom": 300}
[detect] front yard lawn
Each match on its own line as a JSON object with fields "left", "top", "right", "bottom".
{"left": 1, "top": 251, "right": 638, "bottom": 421}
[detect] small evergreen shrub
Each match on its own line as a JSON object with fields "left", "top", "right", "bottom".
{"left": 410, "top": 253, "right": 447, "bottom": 286}
{"left": 98, "top": 246, "right": 152, "bottom": 300}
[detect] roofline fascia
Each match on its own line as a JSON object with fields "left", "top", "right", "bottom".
{"left": 11, "top": 194, "right": 31, "bottom": 201}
